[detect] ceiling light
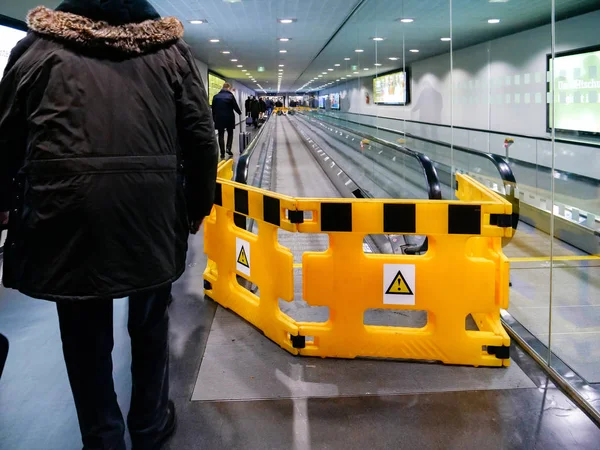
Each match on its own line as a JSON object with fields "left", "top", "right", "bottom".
{"left": 441, "top": 37, "right": 451, "bottom": 41}
{"left": 279, "top": 38, "right": 291, "bottom": 42}
{"left": 355, "top": 49, "right": 364, "bottom": 53}
{"left": 341, "top": 77, "right": 346, "bottom": 79}
{"left": 344, "top": 57, "right": 351, "bottom": 61}
{"left": 237, "top": 65, "right": 243, "bottom": 67}
{"left": 353, "top": 71, "right": 359, "bottom": 74}
{"left": 231, "top": 59, "right": 238, "bottom": 62}
{"left": 336, "top": 79, "right": 340, "bottom": 81}
{"left": 399, "top": 18, "right": 414, "bottom": 23}
{"left": 374, "top": 63, "right": 382, "bottom": 66}
{"left": 280, "top": 50, "right": 288, "bottom": 53}
{"left": 242, "top": 69, "right": 247, "bottom": 72}
{"left": 279, "top": 69, "right": 283, "bottom": 72}
{"left": 372, "top": 37, "right": 385, "bottom": 41}
{"left": 409, "top": 49, "right": 419, "bottom": 53}
{"left": 389, "top": 57, "right": 399, "bottom": 61}
{"left": 318, "top": 75, "right": 323, "bottom": 77}
{"left": 279, "top": 64, "right": 285, "bottom": 67}
{"left": 335, "top": 64, "right": 341, "bottom": 67}
{"left": 328, "top": 69, "right": 334, "bottom": 71}
{"left": 488, "top": 19, "right": 501, "bottom": 24}
{"left": 189, "top": 20, "right": 207, "bottom": 24}
{"left": 222, "top": 51, "right": 231, "bottom": 54}
{"left": 364, "top": 68, "right": 369, "bottom": 71}
{"left": 209, "top": 39, "right": 220, "bottom": 43}
{"left": 322, "top": 72, "right": 327, "bottom": 74}
{"left": 278, "top": 18, "right": 296, "bottom": 24}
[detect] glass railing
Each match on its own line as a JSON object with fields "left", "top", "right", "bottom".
{"left": 313, "top": 111, "right": 598, "bottom": 233}
{"left": 302, "top": 111, "right": 520, "bottom": 233}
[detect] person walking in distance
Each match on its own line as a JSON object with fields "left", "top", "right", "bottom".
{"left": 265, "top": 97, "right": 274, "bottom": 117}
{"left": 0, "top": 1, "right": 218, "bottom": 449}
{"left": 245, "top": 95, "right": 252, "bottom": 117}
{"left": 212, "top": 83, "right": 242, "bottom": 158}
{"left": 258, "top": 97, "right": 267, "bottom": 120}
{"left": 250, "top": 97, "right": 260, "bottom": 129}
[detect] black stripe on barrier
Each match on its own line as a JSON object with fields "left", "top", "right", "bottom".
{"left": 234, "top": 188, "right": 249, "bottom": 215}
{"left": 383, "top": 204, "right": 416, "bottom": 233}
{"left": 490, "top": 214, "right": 512, "bottom": 228}
{"left": 448, "top": 205, "right": 481, "bottom": 235}
{"left": 487, "top": 345, "right": 510, "bottom": 359}
{"left": 263, "top": 196, "right": 281, "bottom": 227}
{"left": 288, "top": 210, "right": 305, "bottom": 224}
{"left": 214, "top": 184, "right": 223, "bottom": 207}
{"left": 321, "top": 203, "right": 352, "bottom": 232}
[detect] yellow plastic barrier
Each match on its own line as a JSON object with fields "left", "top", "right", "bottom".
{"left": 203, "top": 169, "right": 513, "bottom": 367}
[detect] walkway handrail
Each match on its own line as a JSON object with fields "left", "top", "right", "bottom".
{"left": 234, "top": 117, "right": 271, "bottom": 185}
{"left": 320, "top": 110, "right": 600, "bottom": 150}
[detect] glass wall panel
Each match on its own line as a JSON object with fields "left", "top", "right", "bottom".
{"left": 550, "top": 0, "right": 600, "bottom": 400}
{"left": 297, "top": 0, "right": 599, "bottom": 417}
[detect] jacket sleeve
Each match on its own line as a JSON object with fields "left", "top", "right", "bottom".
{"left": 175, "top": 42, "right": 219, "bottom": 220}
{"left": 0, "top": 35, "right": 35, "bottom": 212}
{"left": 232, "top": 96, "right": 242, "bottom": 116}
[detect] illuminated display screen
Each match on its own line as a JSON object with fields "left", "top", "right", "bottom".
{"left": 319, "top": 95, "right": 327, "bottom": 109}
{"left": 373, "top": 71, "right": 409, "bottom": 105}
{"left": 0, "top": 24, "right": 27, "bottom": 75}
{"left": 548, "top": 46, "right": 600, "bottom": 135}
{"left": 330, "top": 93, "right": 340, "bottom": 110}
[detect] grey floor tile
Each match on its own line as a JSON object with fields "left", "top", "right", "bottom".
{"left": 192, "top": 307, "right": 535, "bottom": 402}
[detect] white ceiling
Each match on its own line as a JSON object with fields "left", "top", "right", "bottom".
{"left": 1, "top": 0, "right": 599, "bottom": 94}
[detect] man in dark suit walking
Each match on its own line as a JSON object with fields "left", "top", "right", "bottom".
{"left": 212, "top": 83, "right": 242, "bottom": 158}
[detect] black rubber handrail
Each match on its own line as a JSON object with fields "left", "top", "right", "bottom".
{"left": 234, "top": 117, "right": 271, "bottom": 185}
{"left": 322, "top": 111, "right": 600, "bottom": 149}
{"left": 302, "top": 114, "right": 442, "bottom": 201}
{"left": 310, "top": 112, "right": 520, "bottom": 231}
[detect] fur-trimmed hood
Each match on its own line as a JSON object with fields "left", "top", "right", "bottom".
{"left": 27, "top": 6, "right": 184, "bottom": 54}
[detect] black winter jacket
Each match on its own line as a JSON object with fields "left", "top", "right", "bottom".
{"left": 211, "top": 89, "right": 242, "bottom": 130}
{"left": 250, "top": 100, "right": 260, "bottom": 119}
{"left": 0, "top": 2, "right": 218, "bottom": 301}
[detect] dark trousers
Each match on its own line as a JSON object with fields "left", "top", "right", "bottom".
{"left": 56, "top": 284, "right": 172, "bottom": 450}
{"left": 217, "top": 127, "right": 234, "bottom": 156}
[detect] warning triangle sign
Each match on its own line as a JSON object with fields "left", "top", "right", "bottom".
{"left": 385, "top": 270, "right": 414, "bottom": 295}
{"left": 237, "top": 246, "right": 249, "bottom": 268}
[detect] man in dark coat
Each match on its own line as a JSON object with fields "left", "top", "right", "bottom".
{"left": 244, "top": 95, "right": 252, "bottom": 116}
{"left": 250, "top": 97, "right": 260, "bottom": 129}
{"left": 258, "top": 97, "right": 267, "bottom": 120}
{"left": 211, "top": 83, "right": 242, "bottom": 158}
{"left": 0, "top": 1, "right": 218, "bottom": 449}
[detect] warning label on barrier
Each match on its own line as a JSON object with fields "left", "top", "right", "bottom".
{"left": 236, "top": 237, "right": 251, "bottom": 276}
{"left": 383, "top": 264, "right": 416, "bottom": 305}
